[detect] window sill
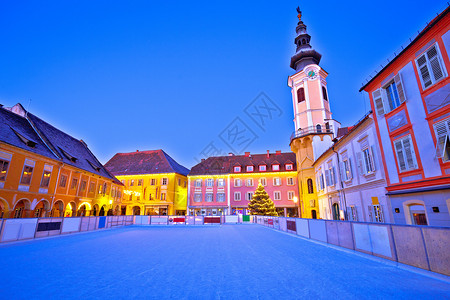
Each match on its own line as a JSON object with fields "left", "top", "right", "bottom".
{"left": 384, "top": 102, "right": 407, "bottom": 120}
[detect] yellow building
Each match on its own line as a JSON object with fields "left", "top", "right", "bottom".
{"left": 104, "top": 150, "right": 189, "bottom": 215}
{"left": 0, "top": 103, "right": 123, "bottom": 218}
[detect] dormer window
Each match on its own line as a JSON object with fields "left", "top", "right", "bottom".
{"left": 272, "top": 164, "right": 280, "bottom": 171}
{"left": 259, "top": 165, "right": 266, "bottom": 172}
{"left": 285, "top": 164, "right": 293, "bottom": 170}
{"left": 59, "top": 147, "right": 77, "bottom": 163}
{"left": 87, "top": 159, "right": 101, "bottom": 172}
{"left": 234, "top": 166, "right": 241, "bottom": 173}
{"left": 246, "top": 166, "right": 254, "bottom": 172}
{"left": 10, "top": 127, "right": 36, "bottom": 148}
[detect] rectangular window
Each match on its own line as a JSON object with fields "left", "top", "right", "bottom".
{"left": 206, "top": 178, "right": 214, "bottom": 187}
{"left": 217, "top": 193, "right": 225, "bottom": 202}
{"left": 234, "top": 166, "right": 241, "bottom": 172}
{"left": 0, "top": 152, "right": 12, "bottom": 183}
{"left": 137, "top": 179, "right": 143, "bottom": 186}
{"left": 287, "top": 177, "right": 294, "bottom": 185}
{"left": 205, "top": 193, "right": 213, "bottom": 202}
{"left": 195, "top": 179, "right": 202, "bottom": 187}
{"left": 325, "top": 167, "right": 335, "bottom": 186}
{"left": 246, "top": 192, "right": 253, "bottom": 201}
{"left": 129, "top": 194, "right": 133, "bottom": 202}
{"left": 70, "top": 178, "right": 78, "bottom": 190}
{"left": 357, "top": 147, "right": 376, "bottom": 175}
{"left": 80, "top": 180, "right": 87, "bottom": 192}
{"left": 368, "top": 205, "right": 384, "bottom": 223}
{"left": 178, "top": 178, "right": 181, "bottom": 186}
{"left": 434, "top": 118, "right": 450, "bottom": 162}
{"left": 260, "top": 178, "right": 267, "bottom": 186}
{"left": 217, "top": 178, "right": 225, "bottom": 187}
{"left": 272, "top": 164, "right": 280, "bottom": 171}
{"left": 184, "top": 181, "right": 187, "bottom": 187}
{"left": 319, "top": 174, "right": 325, "bottom": 190}
{"left": 385, "top": 81, "right": 401, "bottom": 111}
{"left": 288, "top": 191, "right": 294, "bottom": 200}
{"left": 416, "top": 43, "right": 447, "bottom": 89}
{"left": 194, "top": 193, "right": 202, "bottom": 202}
{"left": 394, "top": 135, "right": 418, "bottom": 172}
{"left": 89, "top": 182, "right": 95, "bottom": 193}
{"left": 246, "top": 178, "right": 253, "bottom": 187}
{"left": 340, "top": 159, "right": 353, "bottom": 181}
{"left": 20, "top": 159, "right": 35, "bottom": 185}
{"left": 130, "top": 179, "right": 135, "bottom": 186}
{"left": 273, "top": 177, "right": 281, "bottom": 186}
{"left": 273, "top": 191, "right": 281, "bottom": 201}
{"left": 234, "top": 179, "right": 241, "bottom": 187}
{"left": 234, "top": 192, "right": 241, "bottom": 201}
{"left": 285, "top": 164, "right": 293, "bottom": 170}
{"left": 150, "top": 179, "right": 156, "bottom": 185}
{"left": 259, "top": 165, "right": 266, "bottom": 171}
{"left": 59, "top": 174, "right": 67, "bottom": 188}
{"left": 347, "top": 206, "right": 358, "bottom": 221}
{"left": 246, "top": 166, "right": 254, "bottom": 172}
{"left": 40, "top": 165, "right": 52, "bottom": 188}
{"left": 161, "top": 192, "right": 166, "bottom": 201}
{"left": 161, "top": 178, "right": 168, "bottom": 185}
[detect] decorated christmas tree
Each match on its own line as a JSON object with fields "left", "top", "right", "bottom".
{"left": 248, "top": 183, "right": 278, "bottom": 216}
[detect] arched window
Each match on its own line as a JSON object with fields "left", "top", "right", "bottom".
{"left": 307, "top": 178, "right": 314, "bottom": 194}
{"left": 302, "top": 39, "right": 306, "bottom": 45}
{"left": 316, "top": 124, "right": 322, "bottom": 133}
{"left": 297, "top": 87, "right": 305, "bottom": 103}
{"left": 322, "top": 86, "right": 328, "bottom": 101}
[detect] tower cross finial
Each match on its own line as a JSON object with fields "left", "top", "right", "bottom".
{"left": 296, "top": 6, "right": 302, "bottom": 21}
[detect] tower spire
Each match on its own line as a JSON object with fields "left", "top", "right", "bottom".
{"left": 290, "top": 7, "right": 322, "bottom": 71}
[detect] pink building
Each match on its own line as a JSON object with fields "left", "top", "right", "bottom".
{"left": 187, "top": 151, "right": 299, "bottom": 217}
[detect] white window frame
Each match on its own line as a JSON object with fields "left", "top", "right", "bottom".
{"left": 273, "top": 177, "right": 281, "bottom": 186}
{"left": 272, "top": 164, "right": 280, "bottom": 171}
{"left": 206, "top": 178, "right": 214, "bottom": 187}
{"left": 0, "top": 151, "right": 12, "bottom": 183}
{"left": 246, "top": 192, "right": 254, "bottom": 201}
{"left": 287, "top": 177, "right": 294, "bottom": 186}
{"left": 234, "top": 178, "right": 241, "bottom": 187}
{"left": 40, "top": 164, "right": 53, "bottom": 188}
{"left": 161, "top": 178, "right": 168, "bottom": 186}
{"left": 393, "top": 135, "right": 418, "bottom": 172}
{"left": 415, "top": 43, "right": 448, "bottom": 90}
{"left": 205, "top": 193, "right": 213, "bottom": 202}
{"left": 194, "top": 193, "right": 202, "bottom": 202}
{"left": 234, "top": 166, "right": 241, "bottom": 173}
{"left": 273, "top": 191, "right": 281, "bottom": 201}
{"left": 234, "top": 192, "right": 241, "bottom": 201}
{"left": 260, "top": 178, "right": 267, "bottom": 186}
{"left": 161, "top": 192, "right": 167, "bottom": 201}
{"left": 246, "top": 165, "right": 254, "bottom": 172}
{"left": 259, "top": 165, "right": 266, "bottom": 171}
{"left": 434, "top": 117, "right": 450, "bottom": 162}
{"left": 287, "top": 191, "right": 294, "bottom": 200}
{"left": 340, "top": 158, "right": 353, "bottom": 182}
{"left": 246, "top": 178, "right": 253, "bottom": 187}
{"left": 20, "top": 159, "right": 35, "bottom": 185}
{"left": 217, "top": 178, "right": 225, "bottom": 187}
{"left": 285, "top": 164, "right": 293, "bottom": 170}
{"left": 195, "top": 179, "right": 202, "bottom": 187}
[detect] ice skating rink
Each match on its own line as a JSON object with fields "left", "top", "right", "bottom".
{"left": 0, "top": 225, "right": 448, "bottom": 299}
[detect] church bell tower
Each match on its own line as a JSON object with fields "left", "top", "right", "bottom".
{"left": 288, "top": 7, "right": 339, "bottom": 219}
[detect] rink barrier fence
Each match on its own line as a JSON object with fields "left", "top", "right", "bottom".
{"left": 254, "top": 216, "right": 450, "bottom": 276}
{"left": 0, "top": 215, "right": 134, "bottom": 243}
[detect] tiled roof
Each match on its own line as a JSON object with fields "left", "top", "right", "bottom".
{"left": 104, "top": 150, "right": 190, "bottom": 176}
{"left": 0, "top": 104, "right": 120, "bottom": 183}
{"left": 189, "top": 152, "right": 297, "bottom": 176}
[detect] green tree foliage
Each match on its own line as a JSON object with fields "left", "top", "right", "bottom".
{"left": 247, "top": 183, "right": 278, "bottom": 216}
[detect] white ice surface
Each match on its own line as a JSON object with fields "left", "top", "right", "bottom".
{"left": 0, "top": 225, "right": 449, "bottom": 299}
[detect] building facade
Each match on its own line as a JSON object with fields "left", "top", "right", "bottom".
{"left": 288, "top": 8, "right": 341, "bottom": 219}
{"left": 360, "top": 7, "right": 450, "bottom": 227}
{"left": 105, "top": 150, "right": 189, "bottom": 216}
{"left": 313, "top": 113, "right": 392, "bottom": 223}
{"left": 188, "top": 151, "right": 299, "bottom": 217}
{"left": 0, "top": 103, "right": 123, "bottom": 219}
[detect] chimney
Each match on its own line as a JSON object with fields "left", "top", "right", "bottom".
{"left": 276, "top": 150, "right": 281, "bottom": 155}
{"left": 245, "top": 152, "right": 250, "bottom": 157}
{"left": 266, "top": 150, "right": 270, "bottom": 158}
{"left": 136, "top": 150, "right": 139, "bottom": 152}
{"left": 228, "top": 152, "right": 234, "bottom": 156}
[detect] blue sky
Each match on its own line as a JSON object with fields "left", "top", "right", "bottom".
{"left": 0, "top": 0, "right": 447, "bottom": 168}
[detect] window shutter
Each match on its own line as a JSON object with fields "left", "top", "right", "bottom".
{"left": 348, "top": 158, "right": 353, "bottom": 180}
{"left": 403, "top": 136, "right": 417, "bottom": 170}
{"left": 370, "top": 146, "right": 377, "bottom": 172}
{"left": 356, "top": 152, "right": 364, "bottom": 175}
{"left": 394, "top": 140, "right": 407, "bottom": 172}
{"left": 434, "top": 121, "right": 448, "bottom": 158}
{"left": 331, "top": 167, "right": 336, "bottom": 185}
{"left": 393, "top": 73, "right": 406, "bottom": 103}
{"left": 325, "top": 170, "right": 330, "bottom": 186}
{"left": 427, "top": 45, "right": 444, "bottom": 82}
{"left": 368, "top": 206, "right": 373, "bottom": 222}
{"left": 339, "top": 162, "right": 345, "bottom": 181}
{"left": 372, "top": 89, "right": 385, "bottom": 116}
{"left": 417, "top": 54, "right": 432, "bottom": 88}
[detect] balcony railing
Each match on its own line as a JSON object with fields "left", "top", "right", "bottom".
{"left": 290, "top": 124, "right": 333, "bottom": 141}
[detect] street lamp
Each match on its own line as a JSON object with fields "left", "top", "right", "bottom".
{"left": 293, "top": 196, "right": 300, "bottom": 218}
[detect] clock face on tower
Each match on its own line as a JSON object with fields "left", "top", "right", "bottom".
{"left": 304, "top": 67, "right": 318, "bottom": 80}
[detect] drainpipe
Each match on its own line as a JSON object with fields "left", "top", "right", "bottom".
{"left": 51, "top": 162, "right": 64, "bottom": 217}
{"left": 331, "top": 144, "right": 348, "bottom": 220}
